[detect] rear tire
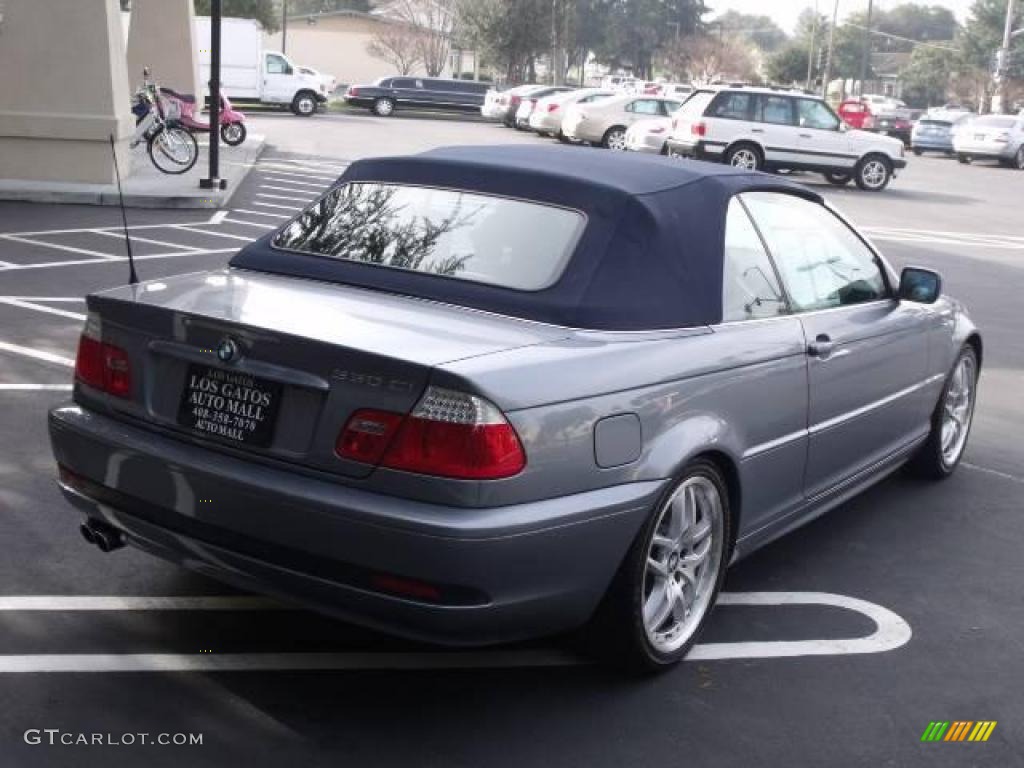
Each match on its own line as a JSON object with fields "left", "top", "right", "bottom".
{"left": 291, "top": 91, "right": 318, "bottom": 117}
{"left": 912, "top": 147, "right": 923, "bottom": 156}
{"left": 1015, "top": 146, "right": 1024, "bottom": 170}
{"left": 854, "top": 154, "right": 893, "bottom": 191}
{"left": 372, "top": 97, "right": 395, "bottom": 117}
{"left": 724, "top": 143, "right": 763, "bottom": 171}
{"left": 603, "top": 126, "right": 627, "bottom": 150}
{"left": 957, "top": 153, "right": 971, "bottom": 164}
{"left": 586, "top": 459, "right": 731, "bottom": 672}
{"left": 908, "top": 345, "right": 978, "bottom": 480}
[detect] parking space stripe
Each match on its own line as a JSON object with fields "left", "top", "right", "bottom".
{"left": 256, "top": 192, "right": 316, "bottom": 204}
{"left": 260, "top": 175, "right": 330, "bottom": 190}
{"left": 231, "top": 208, "right": 291, "bottom": 219}
{"left": 0, "top": 247, "right": 238, "bottom": 271}
{"left": 92, "top": 229, "right": 201, "bottom": 253}
{"left": 0, "top": 340, "right": 74, "bottom": 367}
{"left": 0, "top": 298, "right": 86, "bottom": 321}
{"left": 0, "top": 384, "right": 73, "bottom": 391}
{"left": 2, "top": 221, "right": 212, "bottom": 237}
{"left": 1, "top": 234, "right": 121, "bottom": 261}
{"left": 0, "top": 297, "right": 84, "bottom": 302}
{"left": 260, "top": 184, "right": 324, "bottom": 196}
{"left": 260, "top": 158, "right": 348, "bottom": 172}
{"left": 170, "top": 225, "right": 255, "bottom": 243}
{"left": 208, "top": 211, "right": 229, "bottom": 225}
{"left": 223, "top": 218, "right": 276, "bottom": 230}
{"left": 251, "top": 201, "right": 302, "bottom": 212}
{"left": 257, "top": 166, "right": 339, "bottom": 181}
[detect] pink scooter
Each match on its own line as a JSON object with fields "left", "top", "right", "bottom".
{"left": 159, "top": 88, "right": 247, "bottom": 146}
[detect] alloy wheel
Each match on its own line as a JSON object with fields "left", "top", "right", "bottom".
{"left": 860, "top": 159, "right": 889, "bottom": 189}
{"left": 642, "top": 475, "right": 724, "bottom": 654}
{"left": 940, "top": 354, "right": 976, "bottom": 467}
{"left": 606, "top": 129, "right": 627, "bottom": 150}
{"left": 729, "top": 148, "right": 758, "bottom": 170}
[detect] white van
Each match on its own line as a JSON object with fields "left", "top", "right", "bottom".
{"left": 195, "top": 17, "right": 327, "bottom": 116}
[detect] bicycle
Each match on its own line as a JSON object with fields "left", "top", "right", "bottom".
{"left": 131, "top": 68, "right": 199, "bottom": 175}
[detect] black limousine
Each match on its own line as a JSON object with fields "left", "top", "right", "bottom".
{"left": 343, "top": 76, "right": 489, "bottom": 117}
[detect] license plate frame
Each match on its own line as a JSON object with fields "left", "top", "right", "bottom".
{"left": 177, "top": 364, "right": 283, "bottom": 448}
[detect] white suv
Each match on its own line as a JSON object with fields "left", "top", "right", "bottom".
{"left": 664, "top": 87, "right": 907, "bottom": 191}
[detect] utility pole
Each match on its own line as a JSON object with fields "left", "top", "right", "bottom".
{"left": 859, "top": 0, "right": 874, "bottom": 95}
{"left": 806, "top": 0, "right": 820, "bottom": 91}
{"left": 821, "top": 0, "right": 840, "bottom": 100}
{"left": 200, "top": 0, "right": 225, "bottom": 191}
{"left": 281, "top": 0, "right": 289, "bottom": 55}
{"left": 995, "top": 0, "right": 1019, "bottom": 113}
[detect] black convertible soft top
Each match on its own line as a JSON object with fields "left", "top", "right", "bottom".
{"left": 230, "top": 145, "right": 822, "bottom": 330}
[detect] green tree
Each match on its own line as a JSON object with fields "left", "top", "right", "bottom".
{"left": 714, "top": 10, "right": 787, "bottom": 53}
{"left": 900, "top": 44, "right": 955, "bottom": 106}
{"left": 766, "top": 43, "right": 811, "bottom": 85}
{"left": 193, "top": 0, "right": 280, "bottom": 33}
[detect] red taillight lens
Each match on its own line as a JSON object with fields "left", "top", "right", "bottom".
{"left": 336, "top": 409, "right": 404, "bottom": 463}
{"left": 691, "top": 121, "right": 706, "bottom": 137}
{"left": 348, "top": 86, "right": 359, "bottom": 97}
{"left": 546, "top": 103, "right": 560, "bottom": 113}
{"left": 75, "top": 334, "right": 131, "bottom": 397}
{"left": 336, "top": 387, "right": 526, "bottom": 480}
{"left": 74, "top": 335, "right": 105, "bottom": 390}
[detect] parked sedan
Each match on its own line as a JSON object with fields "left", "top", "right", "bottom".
{"left": 528, "top": 88, "right": 614, "bottom": 137}
{"left": 50, "top": 146, "right": 980, "bottom": 670}
{"left": 624, "top": 116, "right": 673, "bottom": 153}
{"left": 512, "top": 86, "right": 575, "bottom": 129}
{"left": 911, "top": 113, "right": 969, "bottom": 156}
{"left": 953, "top": 114, "right": 1024, "bottom": 168}
{"left": 562, "top": 94, "right": 684, "bottom": 149}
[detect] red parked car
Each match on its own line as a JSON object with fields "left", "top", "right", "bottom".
{"left": 838, "top": 99, "right": 875, "bottom": 130}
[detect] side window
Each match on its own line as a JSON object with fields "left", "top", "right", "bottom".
{"left": 392, "top": 78, "right": 414, "bottom": 89}
{"left": 797, "top": 99, "right": 840, "bottom": 131}
{"left": 757, "top": 95, "right": 795, "bottom": 126}
{"left": 627, "top": 99, "right": 662, "bottom": 115}
{"left": 266, "top": 54, "right": 291, "bottom": 75}
{"left": 722, "top": 198, "right": 787, "bottom": 322}
{"left": 660, "top": 99, "right": 683, "bottom": 115}
{"left": 740, "top": 192, "right": 888, "bottom": 312}
{"left": 708, "top": 91, "right": 752, "bottom": 120}
{"left": 414, "top": 79, "right": 425, "bottom": 89}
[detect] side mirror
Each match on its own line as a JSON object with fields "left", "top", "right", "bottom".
{"left": 898, "top": 266, "right": 942, "bottom": 303}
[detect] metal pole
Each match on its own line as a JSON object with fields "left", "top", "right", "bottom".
{"left": 996, "top": 0, "right": 1017, "bottom": 113}
{"left": 200, "top": 0, "right": 225, "bottom": 190}
{"left": 821, "top": 0, "right": 840, "bottom": 100}
{"left": 806, "top": 0, "right": 819, "bottom": 91}
{"left": 859, "top": 0, "right": 874, "bottom": 94}
{"left": 282, "top": 0, "right": 289, "bottom": 55}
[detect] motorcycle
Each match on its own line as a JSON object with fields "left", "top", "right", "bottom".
{"left": 131, "top": 69, "right": 199, "bottom": 175}
{"left": 159, "top": 88, "right": 247, "bottom": 147}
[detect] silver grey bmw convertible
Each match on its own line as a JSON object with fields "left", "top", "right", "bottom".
{"left": 49, "top": 146, "right": 981, "bottom": 669}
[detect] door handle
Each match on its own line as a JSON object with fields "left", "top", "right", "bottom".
{"left": 751, "top": 128, "right": 764, "bottom": 133}
{"left": 799, "top": 133, "right": 812, "bottom": 138}
{"left": 807, "top": 334, "right": 834, "bottom": 358}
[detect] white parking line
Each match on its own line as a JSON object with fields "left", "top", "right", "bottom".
{"left": 170, "top": 225, "right": 255, "bottom": 243}
{"left": 0, "top": 591, "right": 911, "bottom": 673}
{"left": 1, "top": 222, "right": 212, "bottom": 237}
{"left": 0, "top": 384, "right": 73, "bottom": 391}
{"left": 92, "top": 229, "right": 201, "bottom": 253}
{"left": 0, "top": 340, "right": 75, "bottom": 367}
{"left": 0, "top": 247, "right": 238, "bottom": 271}
{"left": 1, "top": 234, "right": 121, "bottom": 261}
{"left": 0, "top": 298, "right": 86, "bottom": 321}
{"left": 256, "top": 192, "right": 316, "bottom": 204}
{"left": 223, "top": 218, "right": 276, "bottom": 230}
{"left": 251, "top": 201, "right": 302, "bottom": 212}
{"left": 232, "top": 208, "right": 291, "bottom": 220}
{"left": 208, "top": 211, "right": 229, "bottom": 225}
{"left": 260, "top": 184, "right": 323, "bottom": 197}
{"left": 260, "top": 175, "right": 330, "bottom": 191}
{"left": 0, "top": 297, "right": 84, "bottom": 302}
{"left": 260, "top": 158, "right": 348, "bottom": 172}
{"left": 257, "top": 166, "right": 339, "bottom": 181}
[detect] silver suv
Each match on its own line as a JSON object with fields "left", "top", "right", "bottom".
{"left": 665, "top": 87, "right": 907, "bottom": 191}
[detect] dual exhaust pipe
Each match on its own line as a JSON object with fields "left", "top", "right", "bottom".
{"left": 80, "top": 518, "right": 125, "bottom": 553}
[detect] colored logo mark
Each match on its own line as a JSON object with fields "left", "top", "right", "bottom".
{"left": 921, "top": 721, "right": 997, "bottom": 742}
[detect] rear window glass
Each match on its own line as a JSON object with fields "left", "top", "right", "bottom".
{"left": 272, "top": 183, "right": 585, "bottom": 291}
{"left": 676, "top": 90, "right": 715, "bottom": 119}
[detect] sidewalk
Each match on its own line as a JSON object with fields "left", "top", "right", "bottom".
{"left": 0, "top": 134, "right": 264, "bottom": 209}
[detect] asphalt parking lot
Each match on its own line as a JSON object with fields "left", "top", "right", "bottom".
{"left": 1, "top": 112, "right": 1022, "bottom": 767}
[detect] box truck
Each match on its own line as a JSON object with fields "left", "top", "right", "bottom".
{"left": 195, "top": 16, "right": 327, "bottom": 116}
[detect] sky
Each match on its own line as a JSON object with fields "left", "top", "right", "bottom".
{"left": 707, "top": 0, "right": 977, "bottom": 35}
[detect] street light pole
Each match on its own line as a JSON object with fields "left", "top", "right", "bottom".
{"left": 995, "top": 0, "right": 1018, "bottom": 113}
{"left": 821, "top": 0, "right": 840, "bottom": 100}
{"left": 281, "top": 0, "right": 289, "bottom": 55}
{"left": 200, "top": 0, "right": 225, "bottom": 191}
{"left": 859, "top": 0, "right": 874, "bottom": 94}
{"left": 806, "top": 0, "right": 819, "bottom": 91}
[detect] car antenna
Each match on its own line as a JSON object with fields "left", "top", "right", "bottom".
{"left": 109, "top": 134, "right": 139, "bottom": 285}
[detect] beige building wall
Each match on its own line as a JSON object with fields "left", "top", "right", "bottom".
{"left": 265, "top": 15, "right": 475, "bottom": 86}
{"left": 126, "top": 0, "right": 202, "bottom": 96}
{"left": 0, "top": 0, "right": 134, "bottom": 184}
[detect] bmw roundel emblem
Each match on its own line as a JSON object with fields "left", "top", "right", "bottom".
{"left": 216, "top": 337, "right": 240, "bottom": 364}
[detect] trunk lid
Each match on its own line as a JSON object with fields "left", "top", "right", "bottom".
{"left": 85, "top": 269, "right": 569, "bottom": 478}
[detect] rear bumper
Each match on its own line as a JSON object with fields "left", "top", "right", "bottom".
{"left": 911, "top": 137, "right": 953, "bottom": 152}
{"left": 953, "top": 143, "right": 1015, "bottom": 160}
{"left": 48, "top": 404, "right": 658, "bottom": 646}
{"left": 663, "top": 138, "right": 719, "bottom": 160}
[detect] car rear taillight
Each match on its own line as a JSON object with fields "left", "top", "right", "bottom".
{"left": 335, "top": 386, "right": 526, "bottom": 480}
{"left": 546, "top": 103, "right": 560, "bottom": 113}
{"left": 691, "top": 121, "right": 706, "bottom": 137}
{"left": 348, "top": 86, "right": 359, "bottom": 97}
{"left": 510, "top": 96, "right": 521, "bottom": 106}
{"left": 75, "top": 333, "right": 132, "bottom": 398}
